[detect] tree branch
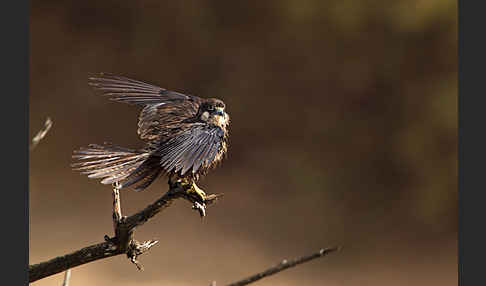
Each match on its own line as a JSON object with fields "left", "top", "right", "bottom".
{"left": 61, "top": 269, "right": 71, "bottom": 286}
{"left": 225, "top": 247, "right": 341, "bottom": 286}
{"left": 29, "top": 240, "right": 120, "bottom": 283}
{"left": 30, "top": 117, "right": 53, "bottom": 151}
{"left": 29, "top": 183, "right": 221, "bottom": 283}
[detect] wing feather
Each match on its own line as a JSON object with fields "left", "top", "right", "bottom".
{"left": 191, "top": 129, "right": 220, "bottom": 174}
{"left": 157, "top": 125, "right": 225, "bottom": 176}
{"left": 88, "top": 73, "right": 190, "bottom": 105}
{"left": 181, "top": 134, "right": 210, "bottom": 175}
{"left": 88, "top": 73, "right": 203, "bottom": 142}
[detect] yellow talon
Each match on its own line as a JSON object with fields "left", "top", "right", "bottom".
{"left": 187, "top": 182, "right": 207, "bottom": 201}
{"left": 177, "top": 179, "right": 206, "bottom": 201}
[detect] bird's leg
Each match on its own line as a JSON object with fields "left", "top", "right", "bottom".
{"left": 181, "top": 178, "right": 206, "bottom": 202}
{"left": 190, "top": 181, "right": 207, "bottom": 201}
{"left": 169, "top": 176, "right": 206, "bottom": 202}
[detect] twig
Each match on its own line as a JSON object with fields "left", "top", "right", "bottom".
{"left": 61, "top": 269, "right": 71, "bottom": 286}
{"left": 112, "top": 182, "right": 122, "bottom": 230}
{"left": 110, "top": 182, "right": 159, "bottom": 270}
{"left": 225, "top": 247, "right": 341, "bottom": 286}
{"left": 30, "top": 117, "right": 53, "bottom": 151}
{"left": 29, "top": 183, "right": 221, "bottom": 283}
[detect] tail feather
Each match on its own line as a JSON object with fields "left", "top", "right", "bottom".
{"left": 133, "top": 168, "right": 162, "bottom": 191}
{"left": 74, "top": 156, "right": 140, "bottom": 171}
{"left": 72, "top": 143, "right": 161, "bottom": 190}
{"left": 114, "top": 155, "right": 161, "bottom": 190}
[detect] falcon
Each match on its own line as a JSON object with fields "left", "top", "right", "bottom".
{"left": 72, "top": 73, "right": 230, "bottom": 202}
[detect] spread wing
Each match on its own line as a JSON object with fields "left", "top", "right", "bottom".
{"left": 89, "top": 73, "right": 194, "bottom": 105}
{"left": 157, "top": 124, "right": 225, "bottom": 176}
{"left": 89, "top": 73, "right": 203, "bottom": 142}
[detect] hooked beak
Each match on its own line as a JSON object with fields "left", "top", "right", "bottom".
{"left": 215, "top": 108, "right": 225, "bottom": 116}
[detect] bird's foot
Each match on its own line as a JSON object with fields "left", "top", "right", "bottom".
{"left": 176, "top": 180, "right": 207, "bottom": 217}
{"left": 170, "top": 179, "right": 222, "bottom": 218}
{"left": 188, "top": 182, "right": 207, "bottom": 202}
{"left": 177, "top": 180, "right": 207, "bottom": 202}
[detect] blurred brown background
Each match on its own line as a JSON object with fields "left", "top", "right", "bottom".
{"left": 30, "top": 1, "right": 457, "bottom": 285}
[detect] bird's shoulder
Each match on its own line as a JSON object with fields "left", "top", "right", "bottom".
{"left": 138, "top": 98, "right": 203, "bottom": 142}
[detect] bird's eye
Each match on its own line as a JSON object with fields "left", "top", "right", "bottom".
{"left": 207, "top": 106, "right": 214, "bottom": 111}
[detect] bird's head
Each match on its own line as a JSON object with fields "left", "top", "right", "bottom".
{"left": 199, "top": 98, "right": 229, "bottom": 128}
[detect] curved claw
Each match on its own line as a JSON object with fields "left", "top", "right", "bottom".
{"left": 178, "top": 180, "right": 206, "bottom": 202}
{"left": 189, "top": 182, "right": 207, "bottom": 202}
{"left": 192, "top": 201, "right": 206, "bottom": 217}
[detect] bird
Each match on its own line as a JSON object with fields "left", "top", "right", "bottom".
{"left": 72, "top": 73, "right": 230, "bottom": 202}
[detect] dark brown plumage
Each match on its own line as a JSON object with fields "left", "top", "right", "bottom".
{"left": 72, "top": 74, "right": 230, "bottom": 193}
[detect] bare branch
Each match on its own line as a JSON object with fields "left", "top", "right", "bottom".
{"left": 29, "top": 240, "right": 120, "bottom": 282}
{"left": 61, "top": 270, "right": 71, "bottom": 286}
{"left": 30, "top": 182, "right": 339, "bottom": 285}
{"left": 124, "top": 188, "right": 222, "bottom": 230}
{"left": 30, "top": 117, "right": 53, "bottom": 151}
{"left": 225, "top": 247, "right": 341, "bottom": 286}
{"left": 29, "top": 183, "right": 222, "bottom": 283}
{"left": 112, "top": 182, "right": 122, "bottom": 229}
